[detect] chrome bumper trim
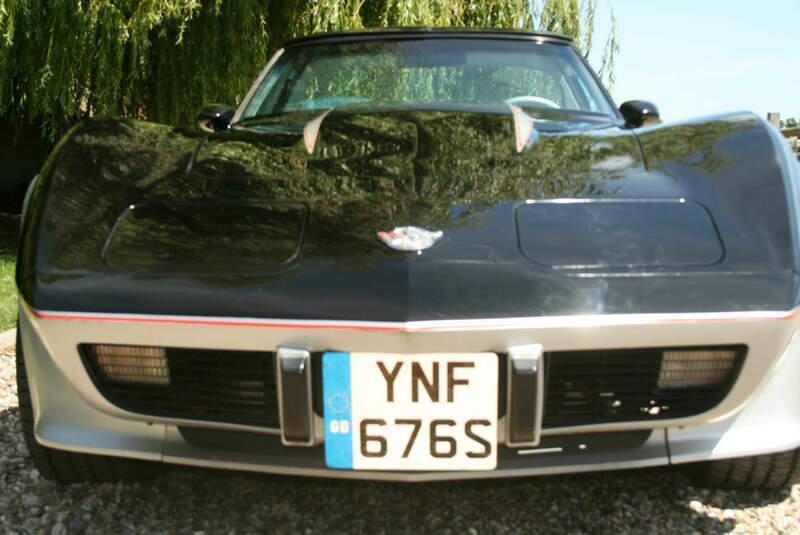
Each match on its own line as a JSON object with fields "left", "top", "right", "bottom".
{"left": 276, "top": 346, "right": 315, "bottom": 446}
{"left": 506, "top": 344, "right": 544, "bottom": 447}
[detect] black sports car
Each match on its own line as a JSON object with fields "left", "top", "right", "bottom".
{"left": 15, "top": 28, "right": 800, "bottom": 487}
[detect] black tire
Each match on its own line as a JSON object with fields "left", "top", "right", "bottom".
{"left": 15, "top": 325, "right": 166, "bottom": 483}
{"left": 688, "top": 449, "right": 800, "bottom": 489}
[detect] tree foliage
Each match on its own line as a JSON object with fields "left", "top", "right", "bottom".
{"left": 0, "top": 0, "right": 617, "bottom": 136}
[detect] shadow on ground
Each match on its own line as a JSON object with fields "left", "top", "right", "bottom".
{"left": 1, "top": 402, "right": 794, "bottom": 534}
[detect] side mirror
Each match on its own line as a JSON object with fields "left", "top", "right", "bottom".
{"left": 619, "top": 100, "right": 660, "bottom": 128}
{"left": 197, "top": 105, "right": 234, "bottom": 133}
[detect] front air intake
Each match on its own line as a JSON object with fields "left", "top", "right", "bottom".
{"left": 81, "top": 344, "right": 279, "bottom": 428}
{"left": 542, "top": 345, "right": 746, "bottom": 428}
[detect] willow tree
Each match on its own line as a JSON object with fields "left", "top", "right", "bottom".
{"left": 0, "top": 0, "right": 617, "bottom": 136}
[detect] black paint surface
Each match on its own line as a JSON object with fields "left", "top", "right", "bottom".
{"left": 516, "top": 200, "right": 723, "bottom": 268}
{"left": 16, "top": 90, "right": 800, "bottom": 321}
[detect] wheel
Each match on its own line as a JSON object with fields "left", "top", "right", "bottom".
{"left": 687, "top": 450, "right": 800, "bottom": 489}
{"left": 15, "top": 325, "right": 166, "bottom": 483}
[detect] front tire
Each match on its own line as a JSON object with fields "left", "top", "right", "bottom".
{"left": 688, "top": 450, "right": 800, "bottom": 489}
{"left": 15, "top": 325, "right": 166, "bottom": 483}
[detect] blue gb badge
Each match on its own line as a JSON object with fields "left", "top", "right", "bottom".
{"left": 322, "top": 352, "right": 353, "bottom": 469}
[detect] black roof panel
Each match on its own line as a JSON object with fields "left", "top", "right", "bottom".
{"left": 283, "top": 27, "right": 573, "bottom": 48}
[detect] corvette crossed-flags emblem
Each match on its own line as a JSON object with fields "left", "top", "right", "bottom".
{"left": 377, "top": 226, "right": 443, "bottom": 252}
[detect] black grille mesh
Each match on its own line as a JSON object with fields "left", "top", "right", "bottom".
{"left": 542, "top": 346, "right": 745, "bottom": 428}
{"left": 82, "top": 346, "right": 279, "bottom": 428}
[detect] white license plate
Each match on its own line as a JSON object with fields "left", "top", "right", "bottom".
{"left": 323, "top": 352, "right": 498, "bottom": 471}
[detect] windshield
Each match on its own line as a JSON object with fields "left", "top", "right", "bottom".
{"left": 240, "top": 38, "right": 616, "bottom": 122}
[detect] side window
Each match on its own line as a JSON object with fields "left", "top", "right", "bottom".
{"left": 248, "top": 62, "right": 289, "bottom": 117}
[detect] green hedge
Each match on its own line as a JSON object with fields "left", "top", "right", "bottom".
{"left": 0, "top": 213, "right": 19, "bottom": 331}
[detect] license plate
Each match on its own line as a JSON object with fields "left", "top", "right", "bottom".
{"left": 323, "top": 352, "right": 498, "bottom": 471}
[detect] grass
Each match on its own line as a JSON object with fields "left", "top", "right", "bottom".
{"left": 0, "top": 212, "right": 19, "bottom": 332}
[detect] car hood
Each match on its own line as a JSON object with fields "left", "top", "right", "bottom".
{"left": 18, "top": 110, "right": 799, "bottom": 320}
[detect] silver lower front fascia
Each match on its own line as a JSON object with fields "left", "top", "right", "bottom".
{"left": 18, "top": 299, "right": 800, "bottom": 481}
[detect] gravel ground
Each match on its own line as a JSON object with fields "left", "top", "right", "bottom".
{"left": 3, "top": 344, "right": 800, "bottom": 534}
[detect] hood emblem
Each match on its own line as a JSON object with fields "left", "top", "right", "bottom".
{"left": 377, "top": 226, "right": 443, "bottom": 252}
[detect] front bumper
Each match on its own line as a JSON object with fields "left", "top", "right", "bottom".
{"left": 18, "top": 300, "right": 800, "bottom": 481}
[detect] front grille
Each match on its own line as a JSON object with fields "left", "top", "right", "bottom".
{"left": 81, "top": 343, "right": 744, "bottom": 432}
{"left": 542, "top": 346, "right": 745, "bottom": 428}
{"left": 81, "top": 346, "right": 279, "bottom": 428}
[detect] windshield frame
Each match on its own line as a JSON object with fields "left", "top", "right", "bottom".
{"left": 232, "top": 32, "right": 622, "bottom": 125}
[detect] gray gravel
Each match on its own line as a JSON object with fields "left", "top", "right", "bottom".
{"left": 2, "top": 345, "right": 800, "bottom": 534}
